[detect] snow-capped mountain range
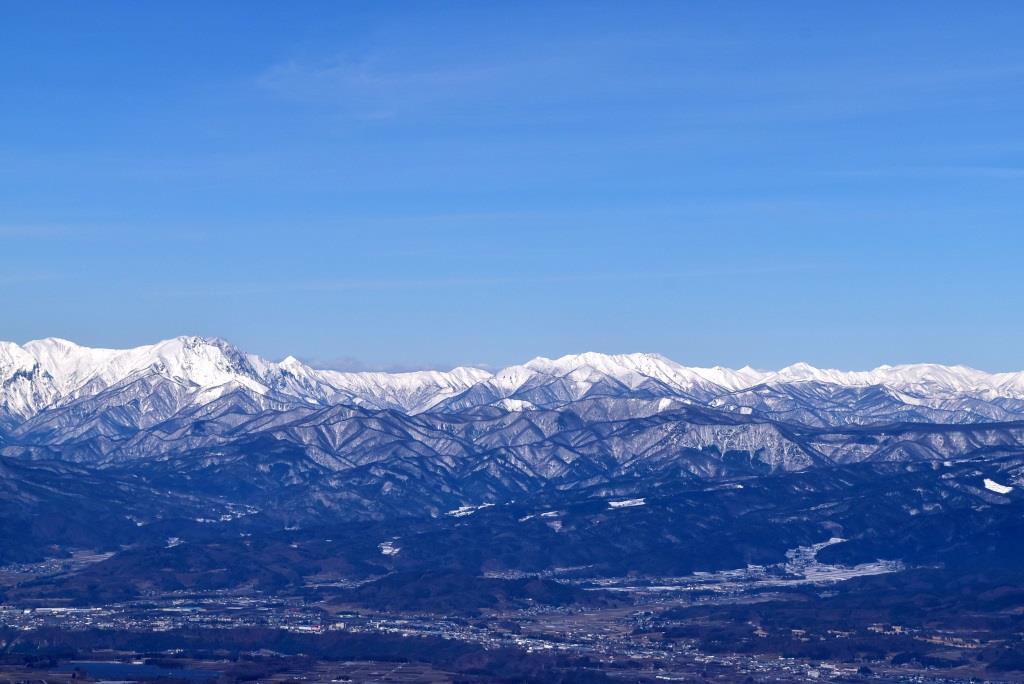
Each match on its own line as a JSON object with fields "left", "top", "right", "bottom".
{"left": 2, "top": 335, "right": 1024, "bottom": 424}
{"left": 0, "top": 336, "right": 490, "bottom": 421}
{"left": 2, "top": 335, "right": 1024, "bottom": 537}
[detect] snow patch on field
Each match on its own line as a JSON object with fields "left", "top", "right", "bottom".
{"left": 984, "top": 478, "right": 1013, "bottom": 494}
{"left": 608, "top": 498, "right": 646, "bottom": 509}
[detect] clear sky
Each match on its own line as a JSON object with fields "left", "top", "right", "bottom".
{"left": 2, "top": 2, "right": 1023, "bottom": 371}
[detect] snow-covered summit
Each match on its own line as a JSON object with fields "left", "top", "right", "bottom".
{"left": 2, "top": 337, "right": 1023, "bottom": 422}
{"left": 767, "top": 362, "right": 1024, "bottom": 399}
{"left": 514, "top": 352, "right": 765, "bottom": 394}
{"left": 317, "top": 366, "right": 492, "bottom": 413}
{"left": 0, "top": 336, "right": 492, "bottom": 419}
{"left": 499, "top": 352, "right": 1024, "bottom": 401}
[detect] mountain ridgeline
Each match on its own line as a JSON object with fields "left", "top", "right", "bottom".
{"left": 1, "top": 336, "right": 1022, "bottom": 577}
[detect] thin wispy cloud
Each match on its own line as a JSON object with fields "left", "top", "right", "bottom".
{"left": 254, "top": 32, "right": 1024, "bottom": 128}
{"left": 0, "top": 271, "right": 64, "bottom": 286}
{"left": 151, "top": 264, "right": 827, "bottom": 299}
{"left": 260, "top": 56, "right": 498, "bottom": 97}
{"left": 0, "top": 224, "right": 214, "bottom": 243}
{"left": 0, "top": 226, "right": 80, "bottom": 238}
{"left": 842, "top": 165, "right": 1024, "bottom": 180}
{"left": 256, "top": 52, "right": 505, "bottom": 120}
{"left": 5, "top": 4, "right": 1022, "bottom": 371}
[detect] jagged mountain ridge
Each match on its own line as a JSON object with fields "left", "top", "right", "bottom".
{"left": 2, "top": 337, "right": 1024, "bottom": 567}
{"left": 0, "top": 336, "right": 1022, "bottom": 517}
{"left": 3, "top": 336, "right": 1024, "bottom": 505}
{"left": 3, "top": 336, "right": 1024, "bottom": 426}
{"left": 0, "top": 336, "right": 490, "bottom": 422}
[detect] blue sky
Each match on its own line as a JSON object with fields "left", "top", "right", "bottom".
{"left": 2, "top": 2, "right": 1023, "bottom": 371}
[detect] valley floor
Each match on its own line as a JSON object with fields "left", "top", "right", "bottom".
{"left": 2, "top": 547, "right": 1022, "bottom": 683}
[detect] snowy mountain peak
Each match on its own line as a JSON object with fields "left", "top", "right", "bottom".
{"left": 2, "top": 337, "right": 1024, "bottom": 424}
{"left": 0, "top": 341, "right": 37, "bottom": 371}
{"left": 766, "top": 361, "right": 1018, "bottom": 397}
